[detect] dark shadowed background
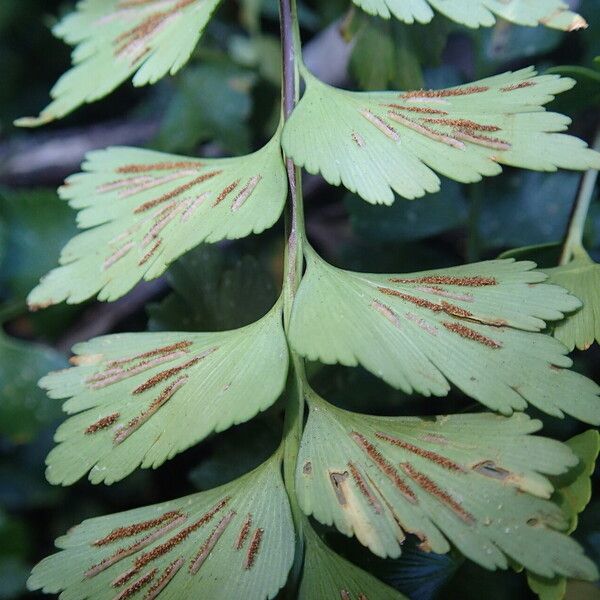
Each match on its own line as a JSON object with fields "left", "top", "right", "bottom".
{"left": 1, "top": 0, "right": 600, "bottom": 598}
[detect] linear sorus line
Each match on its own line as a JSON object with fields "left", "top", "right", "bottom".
{"left": 114, "top": 0, "right": 193, "bottom": 53}
{"left": 133, "top": 497, "right": 231, "bottom": 572}
{"left": 232, "top": 175, "right": 262, "bottom": 212}
{"left": 347, "top": 462, "right": 383, "bottom": 514}
{"left": 453, "top": 130, "right": 511, "bottom": 151}
{"left": 440, "top": 301, "right": 473, "bottom": 319}
{"left": 234, "top": 514, "right": 252, "bottom": 550}
{"left": 107, "top": 342, "right": 192, "bottom": 368}
{"left": 382, "top": 104, "right": 448, "bottom": 115}
{"left": 370, "top": 299, "right": 401, "bottom": 328}
{"left": 112, "top": 569, "right": 157, "bottom": 600}
{"left": 181, "top": 192, "right": 209, "bottom": 222}
{"left": 500, "top": 81, "right": 536, "bottom": 92}
{"left": 213, "top": 179, "right": 240, "bottom": 207}
{"left": 401, "top": 85, "right": 489, "bottom": 99}
{"left": 144, "top": 557, "right": 184, "bottom": 600}
{"left": 421, "top": 118, "right": 501, "bottom": 132}
{"left": 88, "top": 351, "right": 189, "bottom": 389}
{"left": 85, "top": 413, "right": 120, "bottom": 435}
{"left": 351, "top": 132, "right": 366, "bottom": 148}
{"left": 442, "top": 322, "right": 502, "bottom": 349}
{"left": 350, "top": 432, "right": 417, "bottom": 503}
{"left": 359, "top": 109, "right": 400, "bottom": 141}
{"left": 189, "top": 511, "right": 236, "bottom": 574}
{"left": 390, "top": 275, "right": 497, "bottom": 286}
{"left": 118, "top": 171, "right": 197, "bottom": 199}
{"left": 244, "top": 528, "right": 264, "bottom": 570}
{"left": 142, "top": 202, "right": 186, "bottom": 245}
{"left": 138, "top": 239, "right": 162, "bottom": 266}
{"left": 132, "top": 349, "right": 216, "bottom": 394}
{"left": 86, "top": 515, "right": 188, "bottom": 579}
{"left": 405, "top": 312, "right": 438, "bottom": 335}
{"left": 399, "top": 462, "right": 475, "bottom": 524}
{"left": 114, "top": 375, "right": 188, "bottom": 445}
{"left": 358, "top": 594, "right": 369, "bottom": 600}
{"left": 134, "top": 170, "right": 223, "bottom": 213}
{"left": 117, "top": 161, "right": 203, "bottom": 174}
{"left": 98, "top": 175, "right": 154, "bottom": 193}
{"left": 104, "top": 241, "right": 134, "bottom": 270}
{"left": 387, "top": 111, "right": 465, "bottom": 150}
{"left": 374, "top": 433, "right": 465, "bottom": 472}
{"left": 378, "top": 288, "right": 441, "bottom": 312}
{"left": 94, "top": 511, "right": 184, "bottom": 547}
{"left": 416, "top": 285, "right": 474, "bottom": 302}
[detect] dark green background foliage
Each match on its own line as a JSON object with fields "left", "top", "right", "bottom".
{"left": 1, "top": 0, "right": 600, "bottom": 598}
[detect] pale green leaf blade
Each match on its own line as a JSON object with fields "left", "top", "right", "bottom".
{"left": 27, "top": 136, "right": 286, "bottom": 307}
{"left": 351, "top": 0, "right": 587, "bottom": 30}
{"left": 41, "top": 303, "right": 288, "bottom": 485}
{"left": 300, "top": 525, "right": 405, "bottom": 600}
{"left": 28, "top": 454, "right": 294, "bottom": 599}
{"left": 289, "top": 248, "right": 600, "bottom": 424}
{"left": 527, "top": 430, "right": 600, "bottom": 599}
{"left": 543, "top": 252, "right": 600, "bottom": 351}
{"left": 16, "top": 0, "right": 221, "bottom": 127}
{"left": 282, "top": 68, "right": 600, "bottom": 205}
{"left": 296, "top": 392, "right": 598, "bottom": 582}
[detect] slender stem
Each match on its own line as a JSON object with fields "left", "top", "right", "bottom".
{"left": 560, "top": 129, "right": 600, "bottom": 265}
{"left": 279, "top": 0, "right": 306, "bottom": 594}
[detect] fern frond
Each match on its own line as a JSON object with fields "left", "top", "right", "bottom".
{"left": 351, "top": 0, "right": 587, "bottom": 30}
{"left": 41, "top": 303, "right": 288, "bottom": 485}
{"left": 282, "top": 68, "right": 600, "bottom": 205}
{"left": 27, "top": 135, "right": 286, "bottom": 308}
{"left": 28, "top": 454, "right": 294, "bottom": 599}
{"left": 296, "top": 392, "right": 598, "bottom": 581}
{"left": 16, "top": 0, "right": 221, "bottom": 126}
{"left": 300, "top": 524, "right": 405, "bottom": 600}
{"left": 289, "top": 247, "right": 600, "bottom": 423}
{"left": 544, "top": 252, "right": 600, "bottom": 351}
